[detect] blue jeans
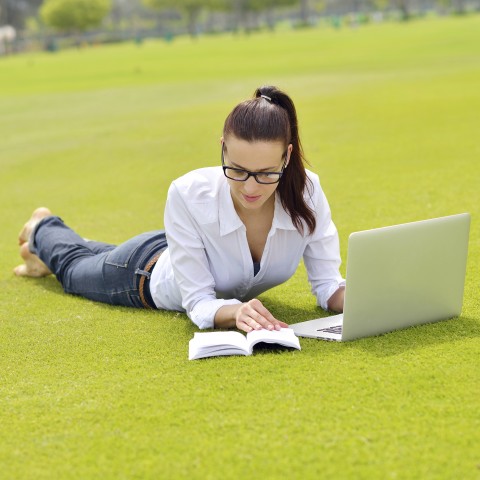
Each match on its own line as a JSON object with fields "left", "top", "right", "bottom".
{"left": 30, "top": 216, "right": 167, "bottom": 308}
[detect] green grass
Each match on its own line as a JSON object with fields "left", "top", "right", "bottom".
{"left": 1, "top": 15, "right": 479, "bottom": 479}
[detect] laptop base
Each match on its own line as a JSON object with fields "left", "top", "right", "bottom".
{"left": 289, "top": 314, "right": 344, "bottom": 341}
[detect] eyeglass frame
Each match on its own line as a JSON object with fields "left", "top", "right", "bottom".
{"left": 221, "top": 144, "right": 288, "bottom": 184}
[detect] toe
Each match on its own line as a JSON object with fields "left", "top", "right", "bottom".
{"left": 19, "top": 242, "right": 31, "bottom": 259}
{"left": 13, "top": 265, "right": 28, "bottom": 276}
{"left": 18, "top": 207, "right": 52, "bottom": 245}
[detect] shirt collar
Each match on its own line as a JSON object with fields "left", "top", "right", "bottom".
{"left": 272, "top": 193, "right": 298, "bottom": 231}
{"left": 219, "top": 180, "right": 244, "bottom": 236}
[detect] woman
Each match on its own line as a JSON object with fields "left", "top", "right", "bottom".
{"left": 14, "top": 86, "right": 345, "bottom": 333}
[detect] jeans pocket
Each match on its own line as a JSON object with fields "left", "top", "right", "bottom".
{"left": 104, "top": 239, "right": 144, "bottom": 268}
{"left": 103, "top": 231, "right": 166, "bottom": 269}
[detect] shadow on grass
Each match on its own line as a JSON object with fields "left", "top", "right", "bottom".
{"left": 26, "top": 274, "right": 183, "bottom": 318}
{"left": 20, "top": 274, "right": 64, "bottom": 293}
{"left": 23, "top": 277, "right": 480, "bottom": 358}
{"left": 32, "top": 273, "right": 198, "bottom": 331}
{"left": 342, "top": 315, "right": 480, "bottom": 358}
{"left": 259, "top": 297, "right": 480, "bottom": 356}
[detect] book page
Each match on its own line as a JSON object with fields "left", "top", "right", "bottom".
{"left": 188, "top": 331, "right": 249, "bottom": 360}
{"left": 191, "top": 331, "right": 246, "bottom": 348}
{"left": 245, "top": 328, "right": 301, "bottom": 353}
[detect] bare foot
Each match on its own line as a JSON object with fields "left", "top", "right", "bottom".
{"left": 18, "top": 207, "right": 52, "bottom": 246}
{"left": 14, "top": 243, "right": 52, "bottom": 277}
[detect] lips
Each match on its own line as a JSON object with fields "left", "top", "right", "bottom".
{"left": 242, "top": 194, "right": 261, "bottom": 203}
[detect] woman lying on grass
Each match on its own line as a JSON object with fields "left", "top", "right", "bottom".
{"left": 14, "top": 86, "right": 345, "bottom": 333}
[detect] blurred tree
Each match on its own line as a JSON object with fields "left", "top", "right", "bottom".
{"left": 255, "top": 0, "right": 297, "bottom": 29}
{"left": 298, "top": 0, "right": 330, "bottom": 25}
{"left": 110, "top": 0, "right": 141, "bottom": 29}
{"left": 0, "top": 0, "right": 44, "bottom": 29}
{"left": 451, "top": 0, "right": 465, "bottom": 13}
{"left": 370, "top": 0, "right": 389, "bottom": 10}
{"left": 435, "top": 0, "right": 451, "bottom": 14}
{"left": 216, "top": 0, "right": 297, "bottom": 31}
{"left": 41, "top": 0, "right": 112, "bottom": 33}
{"left": 299, "top": 0, "right": 309, "bottom": 23}
{"left": 392, "top": 0, "right": 411, "bottom": 19}
{"left": 143, "top": 0, "right": 225, "bottom": 36}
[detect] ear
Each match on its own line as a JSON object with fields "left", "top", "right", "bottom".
{"left": 220, "top": 136, "right": 224, "bottom": 145}
{"left": 285, "top": 143, "right": 293, "bottom": 167}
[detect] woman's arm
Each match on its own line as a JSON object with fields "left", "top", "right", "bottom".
{"left": 302, "top": 173, "right": 345, "bottom": 311}
{"left": 327, "top": 286, "right": 345, "bottom": 313}
{"left": 214, "top": 299, "right": 289, "bottom": 333}
{"left": 164, "top": 181, "right": 242, "bottom": 329}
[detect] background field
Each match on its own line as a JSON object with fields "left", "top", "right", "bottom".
{"left": 1, "top": 15, "right": 479, "bottom": 479}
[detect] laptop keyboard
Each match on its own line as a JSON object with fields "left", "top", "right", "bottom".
{"left": 317, "top": 325, "right": 343, "bottom": 335}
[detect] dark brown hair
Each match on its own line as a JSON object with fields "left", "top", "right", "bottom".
{"left": 223, "top": 85, "right": 316, "bottom": 235}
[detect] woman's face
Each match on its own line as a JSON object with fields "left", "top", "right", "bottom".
{"left": 222, "top": 136, "right": 291, "bottom": 215}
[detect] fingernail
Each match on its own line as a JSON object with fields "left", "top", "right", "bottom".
{"left": 268, "top": 325, "right": 273, "bottom": 330}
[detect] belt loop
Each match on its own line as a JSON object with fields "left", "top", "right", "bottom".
{"left": 135, "top": 268, "right": 151, "bottom": 279}
{"left": 138, "top": 252, "right": 162, "bottom": 309}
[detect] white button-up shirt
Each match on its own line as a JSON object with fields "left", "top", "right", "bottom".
{"left": 149, "top": 167, "right": 344, "bottom": 329}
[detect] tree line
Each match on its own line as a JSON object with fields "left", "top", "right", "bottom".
{"left": 0, "top": 0, "right": 477, "bottom": 39}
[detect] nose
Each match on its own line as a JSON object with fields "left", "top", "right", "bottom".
{"left": 243, "top": 175, "right": 259, "bottom": 193}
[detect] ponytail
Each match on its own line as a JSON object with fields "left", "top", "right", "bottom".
{"left": 223, "top": 85, "right": 316, "bottom": 235}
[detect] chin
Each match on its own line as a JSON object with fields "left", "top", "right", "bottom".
{"left": 240, "top": 198, "right": 266, "bottom": 210}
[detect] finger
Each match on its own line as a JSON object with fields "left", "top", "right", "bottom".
{"left": 238, "top": 322, "right": 253, "bottom": 333}
{"left": 237, "top": 307, "right": 266, "bottom": 331}
{"left": 249, "top": 298, "right": 273, "bottom": 316}
{"left": 245, "top": 311, "right": 276, "bottom": 331}
{"left": 245, "top": 315, "right": 265, "bottom": 331}
{"left": 248, "top": 299, "right": 279, "bottom": 323}
{"left": 249, "top": 300, "right": 289, "bottom": 331}
{"left": 240, "top": 316, "right": 265, "bottom": 332}
{"left": 237, "top": 301, "right": 282, "bottom": 331}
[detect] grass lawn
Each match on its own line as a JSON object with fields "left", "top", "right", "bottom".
{"left": 1, "top": 14, "right": 479, "bottom": 479}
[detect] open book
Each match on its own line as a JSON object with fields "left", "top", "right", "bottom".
{"left": 188, "top": 327, "right": 301, "bottom": 360}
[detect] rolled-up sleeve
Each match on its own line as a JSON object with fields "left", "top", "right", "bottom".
{"left": 164, "top": 183, "right": 241, "bottom": 329}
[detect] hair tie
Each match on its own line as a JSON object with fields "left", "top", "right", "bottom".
{"left": 260, "top": 94, "right": 272, "bottom": 102}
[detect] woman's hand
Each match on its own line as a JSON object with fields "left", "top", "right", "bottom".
{"left": 235, "top": 299, "right": 288, "bottom": 333}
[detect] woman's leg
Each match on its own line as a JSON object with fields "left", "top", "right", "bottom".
{"left": 14, "top": 208, "right": 115, "bottom": 276}
{"left": 84, "top": 240, "right": 116, "bottom": 255}
{"left": 15, "top": 208, "right": 167, "bottom": 308}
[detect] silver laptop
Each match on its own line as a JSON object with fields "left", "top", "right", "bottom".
{"left": 290, "top": 213, "right": 470, "bottom": 341}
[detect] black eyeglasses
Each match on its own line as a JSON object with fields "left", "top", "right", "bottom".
{"left": 221, "top": 145, "right": 287, "bottom": 184}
